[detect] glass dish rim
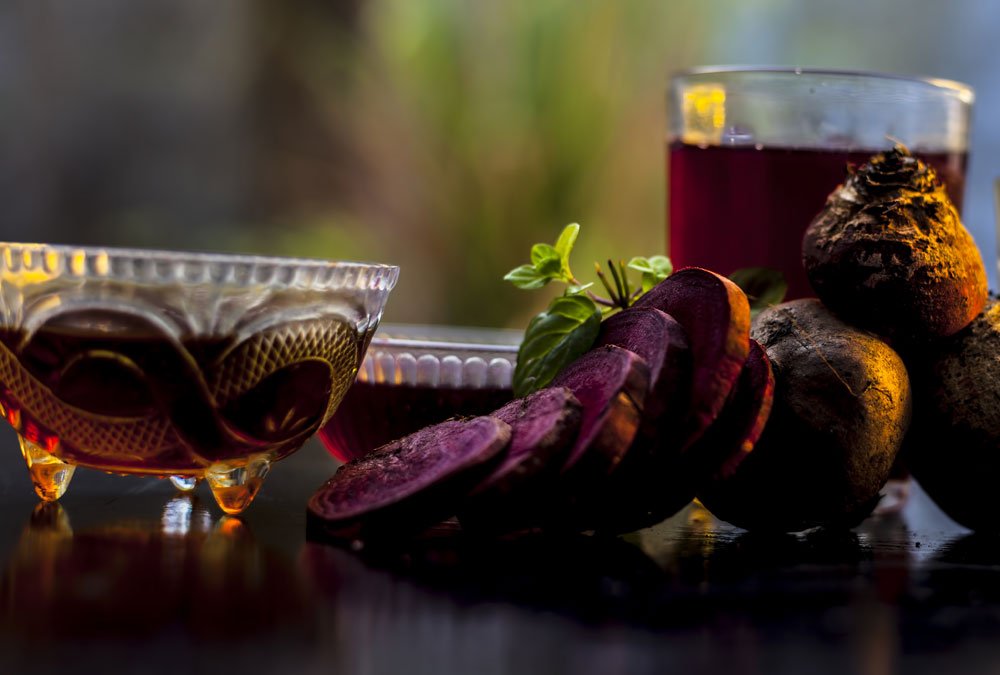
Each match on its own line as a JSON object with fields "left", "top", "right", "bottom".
{"left": 0, "top": 241, "right": 399, "bottom": 274}
{"left": 671, "top": 65, "right": 974, "bottom": 102}
{"left": 368, "top": 323, "right": 521, "bottom": 356}
{"left": 368, "top": 336, "right": 520, "bottom": 355}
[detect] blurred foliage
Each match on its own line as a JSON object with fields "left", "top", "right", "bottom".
{"left": 237, "top": 0, "right": 717, "bottom": 326}
{"left": 4, "top": 0, "right": 993, "bottom": 326}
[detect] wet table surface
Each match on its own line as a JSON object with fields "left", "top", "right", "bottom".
{"left": 0, "top": 425, "right": 994, "bottom": 675}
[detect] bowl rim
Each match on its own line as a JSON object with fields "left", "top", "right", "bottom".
{"left": 0, "top": 241, "right": 399, "bottom": 274}
{"left": 369, "top": 323, "right": 521, "bottom": 355}
{"left": 369, "top": 336, "right": 520, "bottom": 355}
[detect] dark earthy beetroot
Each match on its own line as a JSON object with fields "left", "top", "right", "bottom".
{"left": 549, "top": 344, "right": 649, "bottom": 483}
{"left": 634, "top": 267, "right": 750, "bottom": 446}
{"left": 803, "top": 147, "right": 987, "bottom": 343}
{"left": 905, "top": 300, "right": 1000, "bottom": 531}
{"left": 307, "top": 417, "right": 511, "bottom": 540}
{"left": 457, "top": 388, "right": 583, "bottom": 534}
{"left": 698, "top": 299, "right": 911, "bottom": 532}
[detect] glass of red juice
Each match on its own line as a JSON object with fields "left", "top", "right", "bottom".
{"left": 318, "top": 324, "right": 519, "bottom": 462}
{"left": 667, "top": 67, "right": 974, "bottom": 299}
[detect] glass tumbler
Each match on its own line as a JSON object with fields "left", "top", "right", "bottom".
{"left": 667, "top": 67, "right": 974, "bottom": 299}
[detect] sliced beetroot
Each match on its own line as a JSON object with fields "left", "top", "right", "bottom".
{"left": 307, "top": 417, "right": 511, "bottom": 541}
{"left": 686, "top": 339, "right": 775, "bottom": 482}
{"left": 550, "top": 345, "right": 649, "bottom": 483}
{"left": 591, "top": 340, "right": 773, "bottom": 534}
{"left": 470, "top": 387, "right": 583, "bottom": 499}
{"left": 595, "top": 306, "right": 692, "bottom": 432}
{"left": 458, "top": 387, "right": 583, "bottom": 534}
{"left": 568, "top": 307, "right": 693, "bottom": 532}
{"left": 633, "top": 267, "right": 751, "bottom": 447}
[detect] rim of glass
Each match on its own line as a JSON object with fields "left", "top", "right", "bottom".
{"left": 369, "top": 336, "right": 520, "bottom": 355}
{"left": 0, "top": 241, "right": 399, "bottom": 273}
{"left": 672, "top": 66, "right": 974, "bottom": 102}
{"left": 370, "top": 323, "right": 522, "bottom": 354}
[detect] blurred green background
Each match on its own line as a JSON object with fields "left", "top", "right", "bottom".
{"left": 2, "top": 0, "right": 998, "bottom": 327}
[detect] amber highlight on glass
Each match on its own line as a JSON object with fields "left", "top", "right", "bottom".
{"left": 667, "top": 67, "right": 973, "bottom": 299}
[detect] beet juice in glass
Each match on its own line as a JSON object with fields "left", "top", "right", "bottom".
{"left": 667, "top": 68, "right": 974, "bottom": 300}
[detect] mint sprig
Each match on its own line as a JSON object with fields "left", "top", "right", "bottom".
{"left": 512, "top": 295, "right": 602, "bottom": 397}
{"left": 505, "top": 223, "right": 671, "bottom": 397}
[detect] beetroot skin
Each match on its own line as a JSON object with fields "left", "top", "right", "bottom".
{"left": 698, "top": 299, "right": 911, "bottom": 532}
{"left": 634, "top": 267, "right": 751, "bottom": 446}
{"left": 307, "top": 417, "right": 511, "bottom": 540}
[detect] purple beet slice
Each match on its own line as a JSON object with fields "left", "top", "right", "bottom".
{"left": 470, "top": 387, "right": 583, "bottom": 499}
{"left": 568, "top": 307, "right": 694, "bottom": 532}
{"left": 633, "top": 267, "right": 751, "bottom": 447}
{"left": 458, "top": 387, "right": 583, "bottom": 534}
{"left": 687, "top": 339, "right": 775, "bottom": 482}
{"left": 550, "top": 344, "right": 649, "bottom": 483}
{"left": 595, "top": 306, "right": 692, "bottom": 440}
{"left": 307, "top": 416, "right": 511, "bottom": 541}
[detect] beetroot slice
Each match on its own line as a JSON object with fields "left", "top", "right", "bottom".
{"left": 307, "top": 417, "right": 511, "bottom": 540}
{"left": 595, "top": 306, "right": 692, "bottom": 437}
{"left": 564, "top": 308, "right": 694, "bottom": 533}
{"left": 686, "top": 339, "right": 774, "bottom": 489}
{"left": 549, "top": 345, "right": 649, "bottom": 482}
{"left": 458, "top": 387, "right": 583, "bottom": 534}
{"left": 470, "top": 387, "right": 583, "bottom": 499}
{"left": 633, "top": 267, "right": 750, "bottom": 447}
{"left": 689, "top": 339, "right": 775, "bottom": 482}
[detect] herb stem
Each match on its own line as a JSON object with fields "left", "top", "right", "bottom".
{"left": 586, "top": 291, "right": 617, "bottom": 308}
{"left": 594, "top": 263, "right": 621, "bottom": 306}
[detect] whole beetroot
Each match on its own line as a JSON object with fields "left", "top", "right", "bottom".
{"left": 802, "top": 147, "right": 986, "bottom": 343}
{"left": 906, "top": 300, "right": 1000, "bottom": 532}
{"left": 698, "top": 299, "right": 912, "bottom": 532}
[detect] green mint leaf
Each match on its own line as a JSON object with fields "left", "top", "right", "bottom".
{"left": 554, "top": 223, "right": 580, "bottom": 278}
{"left": 504, "top": 264, "right": 550, "bottom": 290}
{"left": 530, "top": 243, "right": 562, "bottom": 277}
{"left": 512, "top": 294, "right": 601, "bottom": 397}
{"left": 729, "top": 267, "right": 787, "bottom": 317}
{"left": 628, "top": 255, "right": 673, "bottom": 293}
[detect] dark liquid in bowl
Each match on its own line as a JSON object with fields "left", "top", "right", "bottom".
{"left": 0, "top": 316, "right": 359, "bottom": 473}
{"left": 319, "top": 381, "right": 513, "bottom": 462}
{"left": 667, "top": 142, "right": 968, "bottom": 299}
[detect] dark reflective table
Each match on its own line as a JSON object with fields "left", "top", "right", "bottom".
{"left": 0, "top": 423, "right": 993, "bottom": 675}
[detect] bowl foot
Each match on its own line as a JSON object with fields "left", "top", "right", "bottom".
{"left": 169, "top": 475, "right": 200, "bottom": 493}
{"left": 18, "top": 436, "right": 75, "bottom": 501}
{"left": 205, "top": 454, "right": 271, "bottom": 515}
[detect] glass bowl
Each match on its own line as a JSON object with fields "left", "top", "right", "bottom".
{"left": 319, "top": 324, "right": 520, "bottom": 462}
{"left": 0, "top": 243, "right": 398, "bottom": 513}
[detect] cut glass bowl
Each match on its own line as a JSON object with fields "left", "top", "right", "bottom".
{"left": 0, "top": 243, "right": 398, "bottom": 513}
{"left": 319, "top": 323, "right": 519, "bottom": 462}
